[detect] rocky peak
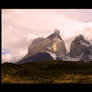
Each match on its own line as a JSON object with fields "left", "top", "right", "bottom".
{"left": 79, "top": 35, "right": 84, "bottom": 40}
{"left": 73, "top": 35, "right": 90, "bottom": 46}
{"left": 47, "top": 29, "right": 62, "bottom": 40}
{"left": 70, "top": 35, "right": 92, "bottom": 62}
{"left": 54, "top": 29, "right": 60, "bottom": 35}
{"left": 17, "top": 30, "right": 67, "bottom": 64}
{"left": 74, "top": 35, "right": 84, "bottom": 42}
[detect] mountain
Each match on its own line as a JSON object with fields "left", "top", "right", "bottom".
{"left": 69, "top": 35, "right": 92, "bottom": 62}
{"left": 17, "top": 30, "right": 92, "bottom": 64}
{"left": 17, "top": 52, "right": 53, "bottom": 64}
{"left": 17, "top": 29, "right": 67, "bottom": 64}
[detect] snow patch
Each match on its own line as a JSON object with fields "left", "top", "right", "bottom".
{"left": 47, "top": 47, "right": 52, "bottom": 50}
{"left": 80, "top": 40, "right": 90, "bottom": 47}
{"left": 46, "top": 51, "right": 57, "bottom": 60}
{"left": 62, "top": 56, "right": 80, "bottom": 61}
{"left": 89, "top": 55, "right": 92, "bottom": 59}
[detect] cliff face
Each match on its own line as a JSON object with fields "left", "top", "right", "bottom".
{"left": 17, "top": 31, "right": 92, "bottom": 64}
{"left": 69, "top": 35, "right": 92, "bottom": 62}
{"left": 28, "top": 29, "right": 67, "bottom": 58}
{"left": 17, "top": 29, "right": 67, "bottom": 64}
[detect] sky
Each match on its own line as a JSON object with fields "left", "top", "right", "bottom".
{"left": 2, "top": 9, "right": 92, "bottom": 63}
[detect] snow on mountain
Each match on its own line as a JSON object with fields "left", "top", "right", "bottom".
{"left": 80, "top": 40, "right": 90, "bottom": 47}
{"left": 62, "top": 56, "right": 80, "bottom": 61}
{"left": 46, "top": 51, "right": 57, "bottom": 60}
{"left": 17, "top": 30, "right": 67, "bottom": 64}
{"left": 69, "top": 34, "right": 92, "bottom": 62}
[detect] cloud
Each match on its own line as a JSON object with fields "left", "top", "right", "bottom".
{"left": 2, "top": 9, "right": 92, "bottom": 63}
{"left": 2, "top": 48, "right": 27, "bottom": 63}
{"left": 2, "top": 48, "right": 11, "bottom": 55}
{"left": 55, "top": 9, "right": 92, "bottom": 22}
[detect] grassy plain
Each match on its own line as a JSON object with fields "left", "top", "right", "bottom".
{"left": 1, "top": 60, "right": 92, "bottom": 84}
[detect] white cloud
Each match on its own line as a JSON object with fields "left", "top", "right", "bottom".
{"left": 2, "top": 9, "right": 92, "bottom": 63}
{"left": 2, "top": 48, "right": 27, "bottom": 63}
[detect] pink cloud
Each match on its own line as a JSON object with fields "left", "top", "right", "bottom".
{"left": 2, "top": 9, "right": 92, "bottom": 63}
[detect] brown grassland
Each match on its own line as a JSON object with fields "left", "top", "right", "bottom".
{"left": 1, "top": 60, "right": 92, "bottom": 84}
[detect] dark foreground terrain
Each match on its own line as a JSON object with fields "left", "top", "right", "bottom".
{"left": 1, "top": 60, "right": 92, "bottom": 84}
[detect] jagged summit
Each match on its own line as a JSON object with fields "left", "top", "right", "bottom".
{"left": 47, "top": 29, "right": 62, "bottom": 40}
{"left": 54, "top": 29, "right": 60, "bottom": 35}
{"left": 28, "top": 29, "right": 66, "bottom": 56}
{"left": 70, "top": 35, "right": 92, "bottom": 62}
{"left": 74, "top": 35, "right": 84, "bottom": 42}
{"left": 17, "top": 30, "right": 92, "bottom": 64}
{"left": 73, "top": 34, "right": 90, "bottom": 46}
{"left": 78, "top": 35, "right": 84, "bottom": 40}
{"left": 17, "top": 30, "right": 66, "bottom": 64}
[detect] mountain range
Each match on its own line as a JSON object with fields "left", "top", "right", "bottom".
{"left": 17, "top": 29, "right": 92, "bottom": 64}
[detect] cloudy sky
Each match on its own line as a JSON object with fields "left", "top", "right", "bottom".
{"left": 2, "top": 9, "right": 92, "bottom": 63}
